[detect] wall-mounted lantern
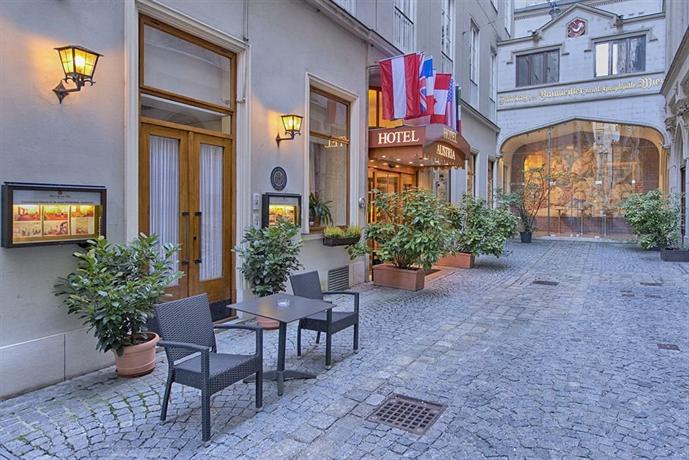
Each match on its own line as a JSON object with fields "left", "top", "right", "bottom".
{"left": 275, "top": 114, "right": 303, "bottom": 146}
{"left": 53, "top": 45, "right": 103, "bottom": 103}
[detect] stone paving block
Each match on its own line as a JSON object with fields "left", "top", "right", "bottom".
{"left": 0, "top": 241, "right": 688, "bottom": 458}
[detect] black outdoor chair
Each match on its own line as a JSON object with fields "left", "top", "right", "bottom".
{"left": 289, "top": 271, "right": 359, "bottom": 368}
{"left": 154, "top": 294, "right": 263, "bottom": 442}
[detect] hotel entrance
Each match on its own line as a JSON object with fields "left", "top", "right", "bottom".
{"left": 367, "top": 124, "right": 469, "bottom": 224}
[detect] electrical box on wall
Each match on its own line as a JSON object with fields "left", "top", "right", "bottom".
{"left": 1, "top": 182, "right": 106, "bottom": 248}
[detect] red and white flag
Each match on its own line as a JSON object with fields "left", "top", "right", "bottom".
{"left": 380, "top": 53, "right": 422, "bottom": 120}
{"left": 430, "top": 73, "right": 451, "bottom": 124}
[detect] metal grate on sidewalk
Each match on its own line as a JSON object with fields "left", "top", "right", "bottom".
{"left": 367, "top": 394, "right": 445, "bottom": 435}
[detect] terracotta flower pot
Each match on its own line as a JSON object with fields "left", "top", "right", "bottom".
{"left": 257, "top": 317, "right": 280, "bottom": 330}
{"left": 372, "top": 264, "right": 425, "bottom": 291}
{"left": 114, "top": 332, "right": 159, "bottom": 377}
{"left": 437, "top": 252, "right": 475, "bottom": 268}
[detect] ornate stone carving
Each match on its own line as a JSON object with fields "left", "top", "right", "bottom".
{"left": 672, "top": 98, "right": 689, "bottom": 118}
{"left": 665, "top": 116, "right": 677, "bottom": 135}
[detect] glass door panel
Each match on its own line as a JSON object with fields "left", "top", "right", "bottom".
{"left": 139, "top": 124, "right": 189, "bottom": 299}
{"left": 188, "top": 133, "right": 232, "bottom": 304}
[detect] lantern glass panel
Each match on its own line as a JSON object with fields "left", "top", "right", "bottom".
{"left": 58, "top": 48, "right": 75, "bottom": 75}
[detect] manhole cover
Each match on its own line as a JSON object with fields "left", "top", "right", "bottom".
{"left": 657, "top": 343, "right": 680, "bottom": 351}
{"left": 367, "top": 394, "right": 445, "bottom": 435}
{"left": 532, "top": 280, "right": 559, "bottom": 286}
{"left": 640, "top": 282, "right": 663, "bottom": 287}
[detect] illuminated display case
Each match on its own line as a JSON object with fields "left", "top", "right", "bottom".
{"left": 262, "top": 193, "right": 301, "bottom": 228}
{"left": 2, "top": 182, "right": 106, "bottom": 248}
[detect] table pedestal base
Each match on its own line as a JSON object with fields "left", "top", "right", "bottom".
{"left": 244, "top": 370, "right": 316, "bottom": 395}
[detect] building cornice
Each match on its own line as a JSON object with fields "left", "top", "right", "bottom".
{"left": 303, "top": 0, "right": 401, "bottom": 58}
{"left": 461, "top": 100, "right": 500, "bottom": 133}
{"left": 661, "top": 25, "right": 689, "bottom": 96}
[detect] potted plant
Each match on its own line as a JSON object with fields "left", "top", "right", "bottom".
{"left": 235, "top": 220, "right": 303, "bottom": 328}
{"left": 439, "top": 195, "right": 518, "bottom": 268}
{"left": 366, "top": 188, "right": 448, "bottom": 291}
{"left": 506, "top": 167, "right": 548, "bottom": 243}
{"left": 622, "top": 190, "right": 689, "bottom": 260}
{"left": 55, "top": 234, "right": 181, "bottom": 377}
{"left": 322, "top": 225, "right": 362, "bottom": 246}
{"left": 309, "top": 192, "right": 333, "bottom": 228}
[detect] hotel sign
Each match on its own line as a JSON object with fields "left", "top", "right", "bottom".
{"left": 499, "top": 74, "right": 664, "bottom": 108}
{"left": 369, "top": 126, "right": 424, "bottom": 148}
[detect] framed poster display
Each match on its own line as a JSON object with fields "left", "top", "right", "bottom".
{"left": 1, "top": 182, "right": 106, "bottom": 248}
{"left": 261, "top": 193, "right": 301, "bottom": 228}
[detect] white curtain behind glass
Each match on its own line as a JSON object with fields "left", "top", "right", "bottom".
{"left": 149, "top": 136, "right": 180, "bottom": 286}
{"left": 200, "top": 144, "right": 223, "bottom": 280}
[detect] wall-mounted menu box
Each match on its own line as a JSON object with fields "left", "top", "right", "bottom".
{"left": 262, "top": 193, "right": 301, "bottom": 228}
{"left": 2, "top": 182, "right": 106, "bottom": 248}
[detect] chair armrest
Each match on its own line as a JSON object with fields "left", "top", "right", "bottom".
{"left": 323, "top": 291, "right": 359, "bottom": 313}
{"left": 158, "top": 340, "right": 210, "bottom": 377}
{"left": 213, "top": 324, "right": 263, "bottom": 356}
{"left": 158, "top": 340, "right": 211, "bottom": 353}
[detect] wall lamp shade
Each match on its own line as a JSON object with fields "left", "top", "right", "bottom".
{"left": 53, "top": 45, "right": 103, "bottom": 103}
{"left": 276, "top": 114, "right": 304, "bottom": 146}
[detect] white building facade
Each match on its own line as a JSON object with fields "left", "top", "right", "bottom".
{"left": 497, "top": 0, "right": 669, "bottom": 239}
{"left": 662, "top": 0, "right": 689, "bottom": 245}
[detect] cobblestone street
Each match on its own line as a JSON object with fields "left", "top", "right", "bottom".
{"left": 1, "top": 240, "right": 688, "bottom": 459}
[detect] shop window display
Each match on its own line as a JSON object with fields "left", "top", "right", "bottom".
{"left": 505, "top": 120, "right": 663, "bottom": 239}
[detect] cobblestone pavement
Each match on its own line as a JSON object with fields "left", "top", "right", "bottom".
{"left": 1, "top": 241, "right": 689, "bottom": 459}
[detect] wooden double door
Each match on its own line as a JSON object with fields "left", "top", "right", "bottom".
{"left": 140, "top": 122, "right": 234, "bottom": 318}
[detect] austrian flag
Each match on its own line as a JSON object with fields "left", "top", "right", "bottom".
{"left": 379, "top": 53, "right": 422, "bottom": 120}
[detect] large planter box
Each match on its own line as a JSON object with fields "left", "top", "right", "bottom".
{"left": 372, "top": 264, "right": 425, "bottom": 291}
{"left": 660, "top": 247, "right": 689, "bottom": 262}
{"left": 323, "top": 236, "right": 360, "bottom": 247}
{"left": 437, "top": 252, "right": 475, "bottom": 268}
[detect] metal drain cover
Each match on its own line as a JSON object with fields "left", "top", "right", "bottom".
{"left": 368, "top": 394, "right": 445, "bottom": 435}
{"left": 657, "top": 343, "right": 680, "bottom": 351}
{"left": 532, "top": 280, "right": 559, "bottom": 286}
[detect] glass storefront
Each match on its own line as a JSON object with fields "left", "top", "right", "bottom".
{"left": 502, "top": 119, "right": 665, "bottom": 239}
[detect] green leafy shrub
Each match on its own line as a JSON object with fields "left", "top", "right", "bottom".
{"left": 622, "top": 190, "right": 680, "bottom": 249}
{"left": 445, "top": 194, "right": 518, "bottom": 257}
{"left": 54, "top": 235, "right": 182, "bottom": 356}
{"left": 366, "top": 188, "right": 449, "bottom": 270}
{"left": 235, "top": 220, "right": 303, "bottom": 297}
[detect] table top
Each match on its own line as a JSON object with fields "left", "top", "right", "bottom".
{"left": 229, "top": 293, "right": 332, "bottom": 324}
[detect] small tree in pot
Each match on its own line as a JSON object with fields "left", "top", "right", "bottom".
{"left": 366, "top": 188, "right": 448, "bottom": 291}
{"left": 441, "top": 195, "right": 518, "bottom": 268}
{"left": 506, "top": 168, "right": 548, "bottom": 243}
{"left": 55, "top": 234, "right": 181, "bottom": 377}
{"left": 622, "top": 190, "right": 688, "bottom": 260}
{"left": 235, "top": 220, "right": 303, "bottom": 328}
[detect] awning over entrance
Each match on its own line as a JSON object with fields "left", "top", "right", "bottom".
{"left": 368, "top": 125, "right": 470, "bottom": 168}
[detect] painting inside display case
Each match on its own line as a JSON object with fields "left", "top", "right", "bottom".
{"left": 2, "top": 183, "right": 106, "bottom": 247}
{"left": 504, "top": 120, "right": 663, "bottom": 239}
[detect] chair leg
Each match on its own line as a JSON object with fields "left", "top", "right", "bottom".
{"left": 325, "top": 332, "right": 332, "bottom": 369}
{"left": 316, "top": 331, "right": 321, "bottom": 344}
{"left": 297, "top": 325, "right": 302, "bottom": 357}
{"left": 353, "top": 323, "right": 359, "bottom": 352}
{"left": 255, "top": 370, "right": 263, "bottom": 409}
{"left": 160, "top": 375, "right": 173, "bottom": 421}
{"left": 201, "top": 388, "right": 211, "bottom": 442}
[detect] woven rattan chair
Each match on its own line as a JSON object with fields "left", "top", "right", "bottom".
{"left": 289, "top": 271, "right": 359, "bottom": 368}
{"left": 155, "top": 294, "right": 263, "bottom": 442}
